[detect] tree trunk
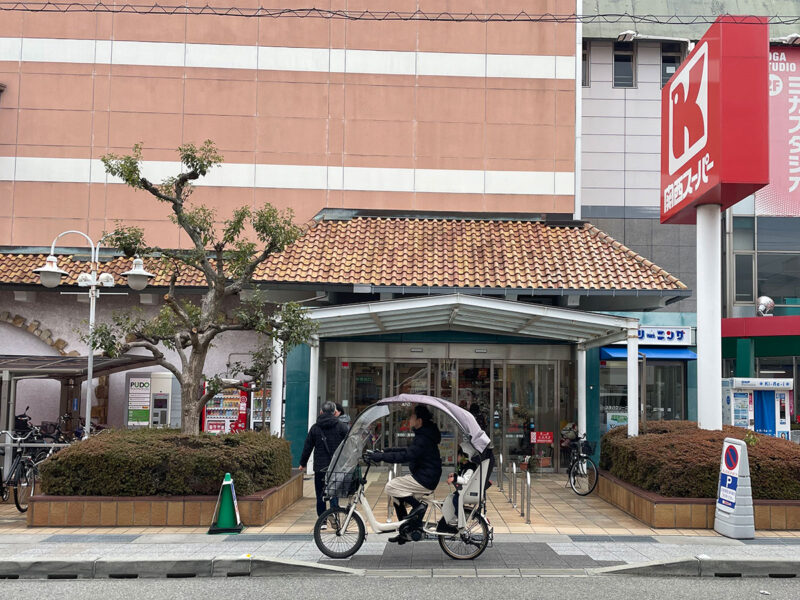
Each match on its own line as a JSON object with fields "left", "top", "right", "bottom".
{"left": 181, "top": 349, "right": 209, "bottom": 434}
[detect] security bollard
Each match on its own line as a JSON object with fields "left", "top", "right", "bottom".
{"left": 525, "top": 470, "right": 531, "bottom": 524}
{"left": 519, "top": 468, "right": 525, "bottom": 518}
{"left": 511, "top": 462, "right": 517, "bottom": 508}
{"left": 498, "top": 454, "right": 504, "bottom": 493}
{"left": 386, "top": 470, "right": 393, "bottom": 521}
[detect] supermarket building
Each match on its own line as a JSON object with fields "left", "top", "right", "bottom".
{"left": 0, "top": 1, "right": 694, "bottom": 466}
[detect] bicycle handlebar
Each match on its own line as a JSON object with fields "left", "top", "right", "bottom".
{"left": 0, "top": 429, "right": 40, "bottom": 443}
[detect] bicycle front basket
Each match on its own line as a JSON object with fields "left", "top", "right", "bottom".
{"left": 581, "top": 440, "right": 596, "bottom": 455}
{"left": 324, "top": 465, "right": 362, "bottom": 499}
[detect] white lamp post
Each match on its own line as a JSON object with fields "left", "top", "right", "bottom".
{"left": 34, "top": 230, "right": 154, "bottom": 438}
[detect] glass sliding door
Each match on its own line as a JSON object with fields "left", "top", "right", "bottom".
{"left": 505, "top": 363, "right": 558, "bottom": 471}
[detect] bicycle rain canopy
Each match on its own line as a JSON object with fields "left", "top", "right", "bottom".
{"left": 324, "top": 394, "right": 492, "bottom": 497}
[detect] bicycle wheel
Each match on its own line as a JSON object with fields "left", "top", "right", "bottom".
{"left": 314, "top": 507, "right": 365, "bottom": 559}
{"left": 14, "top": 462, "right": 36, "bottom": 513}
{"left": 568, "top": 457, "right": 598, "bottom": 496}
{"left": 438, "top": 513, "right": 490, "bottom": 560}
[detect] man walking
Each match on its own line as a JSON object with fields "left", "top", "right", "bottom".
{"left": 299, "top": 401, "right": 349, "bottom": 518}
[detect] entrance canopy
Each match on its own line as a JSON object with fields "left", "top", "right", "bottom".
{"left": 309, "top": 294, "right": 638, "bottom": 347}
{"left": 303, "top": 294, "right": 643, "bottom": 439}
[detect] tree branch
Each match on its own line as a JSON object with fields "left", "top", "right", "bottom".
{"left": 126, "top": 340, "right": 183, "bottom": 383}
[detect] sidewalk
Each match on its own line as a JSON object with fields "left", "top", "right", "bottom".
{"left": 1, "top": 473, "right": 798, "bottom": 578}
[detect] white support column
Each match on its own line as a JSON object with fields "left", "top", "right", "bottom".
{"left": 270, "top": 339, "right": 284, "bottom": 437}
{"left": 697, "top": 204, "right": 723, "bottom": 430}
{"left": 627, "top": 328, "right": 639, "bottom": 437}
{"left": 308, "top": 336, "right": 320, "bottom": 432}
{"left": 577, "top": 344, "right": 587, "bottom": 437}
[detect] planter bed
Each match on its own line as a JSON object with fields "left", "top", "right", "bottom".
{"left": 27, "top": 469, "right": 303, "bottom": 528}
{"left": 599, "top": 470, "right": 800, "bottom": 530}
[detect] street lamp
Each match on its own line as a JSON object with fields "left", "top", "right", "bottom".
{"left": 616, "top": 30, "right": 695, "bottom": 51}
{"left": 34, "top": 230, "right": 154, "bottom": 438}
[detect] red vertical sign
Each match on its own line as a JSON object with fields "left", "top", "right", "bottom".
{"left": 755, "top": 47, "right": 800, "bottom": 216}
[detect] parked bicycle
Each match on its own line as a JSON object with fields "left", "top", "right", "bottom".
{"left": 1, "top": 408, "right": 69, "bottom": 512}
{"left": 561, "top": 431, "right": 598, "bottom": 496}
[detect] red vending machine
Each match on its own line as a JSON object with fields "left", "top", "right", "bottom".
{"left": 202, "top": 385, "right": 249, "bottom": 434}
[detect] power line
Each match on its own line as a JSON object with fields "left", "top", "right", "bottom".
{"left": 0, "top": 4, "right": 797, "bottom": 24}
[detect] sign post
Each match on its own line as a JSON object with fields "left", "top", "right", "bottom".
{"left": 714, "top": 437, "right": 754, "bottom": 538}
{"left": 661, "top": 16, "right": 769, "bottom": 430}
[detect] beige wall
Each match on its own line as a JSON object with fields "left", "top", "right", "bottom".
{"left": 0, "top": 1, "right": 577, "bottom": 247}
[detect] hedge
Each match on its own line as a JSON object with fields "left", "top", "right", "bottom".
{"left": 599, "top": 421, "right": 800, "bottom": 500}
{"left": 39, "top": 429, "right": 292, "bottom": 497}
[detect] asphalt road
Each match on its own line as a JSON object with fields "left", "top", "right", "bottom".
{"left": 2, "top": 576, "right": 798, "bottom": 600}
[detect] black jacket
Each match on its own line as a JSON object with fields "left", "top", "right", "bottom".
{"left": 300, "top": 412, "right": 349, "bottom": 471}
{"left": 372, "top": 420, "right": 442, "bottom": 491}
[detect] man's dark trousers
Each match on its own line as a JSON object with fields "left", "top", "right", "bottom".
{"left": 314, "top": 470, "right": 339, "bottom": 516}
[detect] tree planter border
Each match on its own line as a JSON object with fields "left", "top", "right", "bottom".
{"left": 598, "top": 470, "right": 800, "bottom": 530}
{"left": 26, "top": 470, "right": 303, "bottom": 528}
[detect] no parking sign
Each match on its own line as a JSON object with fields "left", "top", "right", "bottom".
{"left": 717, "top": 442, "right": 741, "bottom": 512}
{"left": 714, "top": 437, "right": 754, "bottom": 539}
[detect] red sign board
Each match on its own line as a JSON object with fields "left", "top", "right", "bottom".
{"left": 661, "top": 16, "right": 770, "bottom": 224}
{"left": 754, "top": 47, "right": 800, "bottom": 216}
{"left": 530, "top": 431, "right": 553, "bottom": 444}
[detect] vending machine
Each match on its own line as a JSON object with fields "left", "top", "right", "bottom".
{"left": 249, "top": 384, "right": 271, "bottom": 431}
{"left": 202, "top": 385, "right": 248, "bottom": 434}
{"left": 721, "top": 378, "right": 793, "bottom": 440}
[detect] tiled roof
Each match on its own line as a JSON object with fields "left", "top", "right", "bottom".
{"left": 254, "top": 218, "right": 687, "bottom": 291}
{"left": 0, "top": 218, "right": 686, "bottom": 292}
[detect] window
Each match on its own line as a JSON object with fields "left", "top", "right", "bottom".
{"left": 582, "top": 40, "right": 590, "bottom": 87}
{"left": 613, "top": 41, "right": 635, "bottom": 87}
{"left": 735, "top": 254, "right": 754, "bottom": 302}
{"left": 757, "top": 217, "right": 800, "bottom": 252}
{"left": 757, "top": 253, "right": 800, "bottom": 305}
{"left": 661, "top": 42, "right": 683, "bottom": 87}
{"left": 733, "top": 217, "right": 755, "bottom": 251}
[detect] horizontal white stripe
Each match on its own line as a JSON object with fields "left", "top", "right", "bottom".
{"left": 0, "top": 37, "right": 574, "bottom": 80}
{"left": 6, "top": 157, "right": 574, "bottom": 196}
{"left": 0, "top": 157, "right": 14, "bottom": 180}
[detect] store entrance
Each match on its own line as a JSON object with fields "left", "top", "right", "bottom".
{"left": 491, "top": 362, "right": 563, "bottom": 472}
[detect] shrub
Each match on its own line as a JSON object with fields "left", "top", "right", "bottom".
{"left": 600, "top": 421, "right": 800, "bottom": 500}
{"left": 39, "top": 429, "right": 292, "bottom": 497}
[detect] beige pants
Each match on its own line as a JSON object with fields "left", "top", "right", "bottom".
{"left": 384, "top": 474, "right": 434, "bottom": 502}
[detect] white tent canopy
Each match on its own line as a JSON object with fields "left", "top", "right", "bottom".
{"left": 294, "top": 294, "right": 642, "bottom": 440}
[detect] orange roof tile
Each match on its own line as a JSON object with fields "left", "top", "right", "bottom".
{"left": 254, "top": 218, "right": 687, "bottom": 291}
{"left": 0, "top": 218, "right": 686, "bottom": 292}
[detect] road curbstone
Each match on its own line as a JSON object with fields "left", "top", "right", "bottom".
{"left": 94, "top": 558, "right": 213, "bottom": 579}
{"left": 0, "top": 559, "right": 97, "bottom": 580}
{"left": 211, "top": 556, "right": 251, "bottom": 577}
{"left": 698, "top": 558, "right": 800, "bottom": 578}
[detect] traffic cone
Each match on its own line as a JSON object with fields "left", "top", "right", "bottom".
{"left": 208, "top": 472, "right": 244, "bottom": 534}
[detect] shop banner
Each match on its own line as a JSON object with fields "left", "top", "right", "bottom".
{"left": 755, "top": 47, "right": 800, "bottom": 216}
{"left": 127, "top": 376, "right": 151, "bottom": 427}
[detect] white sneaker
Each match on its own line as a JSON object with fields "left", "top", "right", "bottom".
{"left": 320, "top": 523, "right": 328, "bottom": 531}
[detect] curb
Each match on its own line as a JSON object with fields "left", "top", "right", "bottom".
{"left": 0, "top": 556, "right": 363, "bottom": 580}
{"left": 592, "top": 557, "right": 800, "bottom": 578}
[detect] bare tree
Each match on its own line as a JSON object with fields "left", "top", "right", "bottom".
{"left": 93, "top": 141, "right": 317, "bottom": 434}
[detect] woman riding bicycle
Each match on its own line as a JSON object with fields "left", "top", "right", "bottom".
{"left": 366, "top": 404, "right": 442, "bottom": 544}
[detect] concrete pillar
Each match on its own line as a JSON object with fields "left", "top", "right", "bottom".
{"left": 577, "top": 344, "right": 587, "bottom": 437}
{"left": 627, "top": 328, "right": 639, "bottom": 437}
{"left": 308, "top": 336, "right": 320, "bottom": 432}
{"left": 270, "top": 339, "right": 284, "bottom": 437}
{"left": 697, "top": 204, "right": 723, "bottom": 430}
